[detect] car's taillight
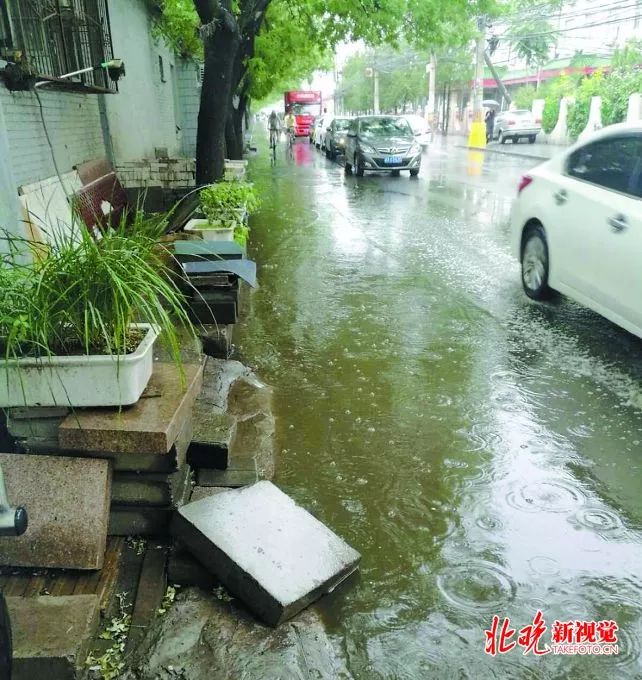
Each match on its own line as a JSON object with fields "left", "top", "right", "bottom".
{"left": 535, "top": 117, "right": 542, "bottom": 124}
{"left": 518, "top": 175, "right": 533, "bottom": 195}
{"left": 507, "top": 119, "right": 516, "bottom": 126}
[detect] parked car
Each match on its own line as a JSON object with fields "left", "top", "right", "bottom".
{"left": 403, "top": 114, "right": 432, "bottom": 147}
{"left": 511, "top": 123, "right": 642, "bottom": 339}
{"left": 494, "top": 109, "right": 541, "bottom": 144}
{"left": 344, "top": 116, "right": 422, "bottom": 177}
{"left": 325, "top": 117, "right": 351, "bottom": 159}
{"left": 312, "top": 116, "right": 330, "bottom": 148}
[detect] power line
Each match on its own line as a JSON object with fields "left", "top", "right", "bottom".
{"left": 496, "top": 11, "right": 642, "bottom": 39}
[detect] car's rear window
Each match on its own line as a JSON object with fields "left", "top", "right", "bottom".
{"left": 335, "top": 119, "right": 350, "bottom": 131}
{"left": 512, "top": 111, "right": 532, "bottom": 118}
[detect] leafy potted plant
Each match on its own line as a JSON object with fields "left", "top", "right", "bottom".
{"left": 185, "top": 181, "right": 260, "bottom": 242}
{"left": 0, "top": 212, "right": 193, "bottom": 408}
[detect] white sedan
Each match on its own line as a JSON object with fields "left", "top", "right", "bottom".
{"left": 511, "top": 122, "right": 642, "bottom": 338}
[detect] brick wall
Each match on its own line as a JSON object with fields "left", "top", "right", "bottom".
{"left": 0, "top": 87, "right": 105, "bottom": 189}
{"left": 116, "top": 158, "right": 196, "bottom": 190}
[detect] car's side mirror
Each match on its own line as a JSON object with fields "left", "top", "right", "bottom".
{"left": 347, "top": 131, "right": 356, "bottom": 138}
{"left": 326, "top": 127, "right": 332, "bottom": 132}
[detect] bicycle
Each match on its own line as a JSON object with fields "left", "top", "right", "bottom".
{"left": 286, "top": 127, "right": 295, "bottom": 160}
{"left": 269, "top": 127, "right": 278, "bottom": 165}
{"left": 0, "top": 465, "right": 29, "bottom": 680}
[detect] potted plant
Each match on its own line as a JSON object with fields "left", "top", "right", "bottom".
{"left": 0, "top": 212, "right": 193, "bottom": 408}
{"left": 185, "top": 181, "right": 260, "bottom": 244}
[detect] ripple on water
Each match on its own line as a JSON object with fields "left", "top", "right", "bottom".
{"left": 505, "top": 479, "right": 587, "bottom": 514}
{"left": 571, "top": 507, "right": 624, "bottom": 535}
{"left": 436, "top": 561, "right": 517, "bottom": 613}
{"left": 527, "top": 556, "right": 561, "bottom": 577}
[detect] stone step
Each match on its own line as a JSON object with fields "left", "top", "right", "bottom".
{"left": 0, "top": 454, "right": 110, "bottom": 570}
{"left": 8, "top": 594, "right": 100, "bottom": 680}
{"left": 171, "top": 481, "right": 361, "bottom": 626}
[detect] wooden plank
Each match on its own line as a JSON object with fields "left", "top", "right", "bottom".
{"left": 47, "top": 570, "right": 79, "bottom": 597}
{"left": 73, "top": 537, "right": 124, "bottom": 613}
{"left": 3, "top": 575, "right": 29, "bottom": 597}
{"left": 124, "top": 545, "right": 167, "bottom": 657}
{"left": 23, "top": 575, "right": 47, "bottom": 598}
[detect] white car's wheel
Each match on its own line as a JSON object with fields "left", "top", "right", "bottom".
{"left": 521, "top": 224, "right": 553, "bottom": 300}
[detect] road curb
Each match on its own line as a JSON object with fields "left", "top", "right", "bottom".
{"left": 454, "top": 143, "right": 551, "bottom": 162}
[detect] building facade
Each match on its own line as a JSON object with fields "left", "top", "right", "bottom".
{"left": 0, "top": 0, "right": 201, "bottom": 237}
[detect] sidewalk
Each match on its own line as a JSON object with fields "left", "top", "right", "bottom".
{"left": 453, "top": 139, "right": 561, "bottom": 162}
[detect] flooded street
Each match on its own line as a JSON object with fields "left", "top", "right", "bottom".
{"left": 237, "top": 134, "right": 642, "bottom": 679}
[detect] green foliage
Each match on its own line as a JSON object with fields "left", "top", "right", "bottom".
{"left": 539, "top": 73, "right": 577, "bottom": 133}
{"left": 86, "top": 593, "right": 131, "bottom": 680}
{"left": 513, "top": 84, "right": 537, "bottom": 110}
{"left": 0, "top": 211, "right": 192, "bottom": 366}
{"left": 153, "top": 0, "right": 201, "bottom": 59}
{"left": 563, "top": 41, "right": 642, "bottom": 139}
{"left": 200, "top": 181, "right": 260, "bottom": 228}
{"left": 502, "top": 0, "right": 562, "bottom": 66}
{"left": 567, "top": 70, "right": 604, "bottom": 140}
{"left": 249, "top": 1, "right": 330, "bottom": 103}
{"left": 339, "top": 53, "right": 374, "bottom": 114}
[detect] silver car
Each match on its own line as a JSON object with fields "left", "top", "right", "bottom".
{"left": 493, "top": 109, "right": 541, "bottom": 144}
{"left": 344, "top": 115, "right": 422, "bottom": 177}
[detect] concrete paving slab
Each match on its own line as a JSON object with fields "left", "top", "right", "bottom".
{"left": 8, "top": 594, "right": 100, "bottom": 680}
{"left": 171, "top": 481, "right": 361, "bottom": 626}
{"left": 59, "top": 362, "right": 203, "bottom": 455}
{"left": 0, "top": 454, "right": 110, "bottom": 570}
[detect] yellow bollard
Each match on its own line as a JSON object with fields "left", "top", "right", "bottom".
{"left": 468, "top": 120, "right": 487, "bottom": 149}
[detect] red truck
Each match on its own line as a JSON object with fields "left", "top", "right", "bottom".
{"left": 284, "top": 90, "right": 322, "bottom": 138}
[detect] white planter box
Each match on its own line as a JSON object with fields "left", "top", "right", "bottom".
{"left": 185, "top": 218, "right": 234, "bottom": 242}
{"left": 0, "top": 323, "right": 159, "bottom": 408}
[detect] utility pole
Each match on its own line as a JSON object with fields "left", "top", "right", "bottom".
{"left": 468, "top": 15, "right": 487, "bottom": 147}
{"left": 373, "top": 69, "right": 380, "bottom": 114}
{"left": 426, "top": 53, "right": 436, "bottom": 125}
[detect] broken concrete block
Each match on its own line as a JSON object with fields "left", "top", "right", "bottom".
{"left": 0, "top": 454, "right": 110, "bottom": 570}
{"left": 168, "top": 545, "right": 218, "bottom": 589}
{"left": 8, "top": 594, "right": 100, "bottom": 680}
{"left": 171, "top": 481, "right": 361, "bottom": 626}
{"left": 58, "top": 362, "right": 203, "bottom": 455}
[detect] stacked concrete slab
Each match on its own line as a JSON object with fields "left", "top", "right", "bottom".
{"left": 57, "top": 362, "right": 204, "bottom": 536}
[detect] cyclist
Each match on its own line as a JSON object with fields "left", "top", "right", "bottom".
{"left": 268, "top": 110, "right": 280, "bottom": 149}
{"left": 284, "top": 108, "right": 297, "bottom": 146}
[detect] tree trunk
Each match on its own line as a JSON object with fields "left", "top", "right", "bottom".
{"left": 194, "top": 1, "right": 240, "bottom": 185}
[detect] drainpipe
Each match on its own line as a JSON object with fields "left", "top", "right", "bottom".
{"left": 0, "top": 93, "right": 22, "bottom": 255}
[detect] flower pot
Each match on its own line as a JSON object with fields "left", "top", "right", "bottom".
{"left": 184, "top": 219, "right": 234, "bottom": 242}
{"left": 0, "top": 323, "right": 159, "bottom": 408}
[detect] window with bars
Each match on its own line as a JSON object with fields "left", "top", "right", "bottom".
{"left": 3, "top": 0, "right": 116, "bottom": 92}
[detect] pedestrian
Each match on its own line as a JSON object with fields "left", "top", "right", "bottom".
{"left": 484, "top": 108, "right": 494, "bottom": 142}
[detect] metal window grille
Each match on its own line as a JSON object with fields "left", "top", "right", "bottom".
{"left": 8, "top": 0, "right": 116, "bottom": 92}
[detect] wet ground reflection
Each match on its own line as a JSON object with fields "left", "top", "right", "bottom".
{"left": 236, "top": 133, "right": 642, "bottom": 678}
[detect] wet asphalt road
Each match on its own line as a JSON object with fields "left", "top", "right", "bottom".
{"left": 236, "top": 132, "right": 642, "bottom": 679}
